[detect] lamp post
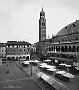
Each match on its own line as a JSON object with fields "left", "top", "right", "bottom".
{"left": 31, "top": 55, "right": 33, "bottom": 76}
{"left": 19, "top": 57, "right": 20, "bottom": 65}
{"left": 31, "top": 53, "right": 35, "bottom": 76}
{"left": 31, "top": 59, "right": 32, "bottom": 76}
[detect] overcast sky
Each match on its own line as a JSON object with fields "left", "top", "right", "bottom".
{"left": 0, "top": 0, "right": 79, "bottom": 44}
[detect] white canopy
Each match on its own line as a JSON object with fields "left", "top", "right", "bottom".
{"left": 34, "top": 60, "right": 40, "bottom": 63}
{"left": 56, "top": 71, "right": 66, "bottom": 74}
{"left": 41, "top": 73, "right": 50, "bottom": 81}
{"left": 47, "top": 68, "right": 56, "bottom": 72}
{"left": 59, "top": 63, "right": 71, "bottom": 67}
{"left": 39, "top": 64, "right": 49, "bottom": 68}
{"left": 63, "top": 73, "right": 75, "bottom": 78}
{"left": 45, "top": 65, "right": 56, "bottom": 69}
{"left": 37, "top": 72, "right": 43, "bottom": 77}
{"left": 40, "top": 63, "right": 47, "bottom": 66}
{"left": 23, "top": 61, "right": 30, "bottom": 64}
{"left": 44, "top": 59, "right": 51, "bottom": 62}
{"left": 47, "top": 78, "right": 55, "bottom": 85}
{"left": 59, "top": 63, "right": 66, "bottom": 66}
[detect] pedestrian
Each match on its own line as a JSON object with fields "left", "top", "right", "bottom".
{"left": 7, "top": 70, "right": 9, "bottom": 73}
{"left": 6, "top": 64, "right": 9, "bottom": 73}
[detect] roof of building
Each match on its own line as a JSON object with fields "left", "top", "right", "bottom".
{"left": 0, "top": 43, "right": 6, "bottom": 47}
{"left": 56, "top": 20, "right": 79, "bottom": 36}
{"left": 7, "top": 41, "right": 31, "bottom": 45}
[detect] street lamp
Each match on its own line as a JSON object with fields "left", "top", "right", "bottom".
{"left": 30, "top": 55, "right": 33, "bottom": 76}
{"left": 19, "top": 57, "right": 20, "bottom": 65}
{"left": 31, "top": 59, "right": 32, "bottom": 76}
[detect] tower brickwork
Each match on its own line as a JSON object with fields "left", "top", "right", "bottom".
{"left": 39, "top": 8, "right": 46, "bottom": 42}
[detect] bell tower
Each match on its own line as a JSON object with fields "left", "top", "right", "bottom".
{"left": 39, "top": 7, "right": 46, "bottom": 42}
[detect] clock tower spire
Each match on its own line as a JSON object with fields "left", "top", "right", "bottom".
{"left": 39, "top": 7, "right": 46, "bottom": 42}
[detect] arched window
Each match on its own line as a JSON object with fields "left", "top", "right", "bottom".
{"left": 72, "top": 46, "right": 76, "bottom": 52}
{"left": 65, "top": 46, "right": 67, "bottom": 52}
{"left": 77, "top": 46, "right": 79, "bottom": 52}
{"left": 69, "top": 46, "right": 71, "bottom": 52}
{"left": 58, "top": 46, "right": 60, "bottom": 51}
{"left": 54, "top": 46, "right": 55, "bottom": 51}
{"left": 52, "top": 47, "right": 53, "bottom": 51}
{"left": 49, "top": 47, "right": 51, "bottom": 51}
{"left": 61, "top": 46, "right": 64, "bottom": 52}
{"left": 56, "top": 46, "right": 57, "bottom": 51}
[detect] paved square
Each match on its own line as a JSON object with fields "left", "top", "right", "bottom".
{"left": 0, "top": 62, "right": 43, "bottom": 90}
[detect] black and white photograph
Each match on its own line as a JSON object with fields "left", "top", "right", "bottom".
{"left": 0, "top": 0, "right": 79, "bottom": 90}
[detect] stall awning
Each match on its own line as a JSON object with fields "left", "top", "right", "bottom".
{"left": 48, "top": 57, "right": 75, "bottom": 62}
{"left": 41, "top": 74, "right": 50, "bottom": 81}
{"left": 37, "top": 72, "right": 43, "bottom": 77}
{"left": 53, "top": 81, "right": 63, "bottom": 90}
{"left": 56, "top": 71, "right": 66, "bottom": 74}
{"left": 62, "top": 73, "right": 75, "bottom": 78}
{"left": 46, "top": 78, "right": 55, "bottom": 85}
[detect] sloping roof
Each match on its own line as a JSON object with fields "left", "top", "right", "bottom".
{"left": 56, "top": 20, "right": 79, "bottom": 36}
{"left": 7, "top": 41, "right": 17, "bottom": 44}
{"left": 7, "top": 41, "right": 31, "bottom": 45}
{"left": 0, "top": 43, "right": 6, "bottom": 47}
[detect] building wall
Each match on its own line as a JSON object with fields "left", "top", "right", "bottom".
{"left": 1, "top": 47, "right": 6, "bottom": 57}
{"left": 0, "top": 43, "right": 6, "bottom": 58}
{"left": 39, "top": 23, "right": 79, "bottom": 67}
{"left": 6, "top": 41, "right": 31, "bottom": 60}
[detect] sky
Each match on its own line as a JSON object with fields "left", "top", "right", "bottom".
{"left": 0, "top": 0, "right": 79, "bottom": 44}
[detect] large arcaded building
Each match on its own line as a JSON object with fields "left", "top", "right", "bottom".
{"left": 40, "top": 20, "right": 79, "bottom": 69}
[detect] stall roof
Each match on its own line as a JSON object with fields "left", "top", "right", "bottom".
{"left": 48, "top": 57, "right": 75, "bottom": 61}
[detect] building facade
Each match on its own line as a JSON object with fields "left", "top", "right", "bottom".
{"left": 30, "top": 43, "right": 37, "bottom": 59}
{"left": 40, "top": 20, "right": 79, "bottom": 69}
{"left": 6, "top": 41, "right": 31, "bottom": 60}
{"left": 0, "top": 43, "right": 6, "bottom": 59}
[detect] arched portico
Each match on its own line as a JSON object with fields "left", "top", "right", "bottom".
{"left": 61, "top": 46, "right": 64, "bottom": 52}
{"left": 69, "top": 46, "right": 71, "bottom": 52}
{"left": 65, "top": 46, "right": 68, "bottom": 52}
